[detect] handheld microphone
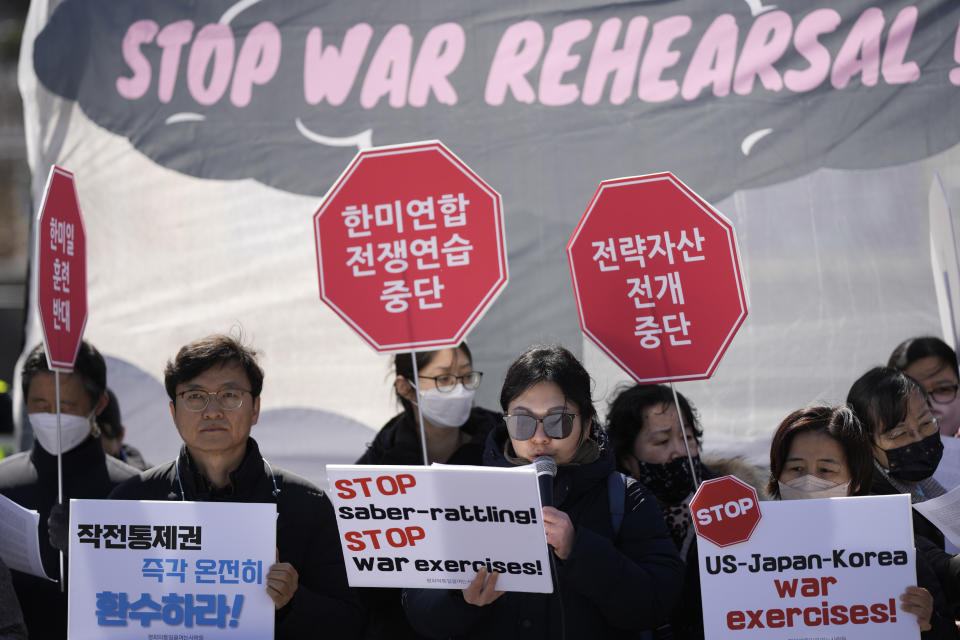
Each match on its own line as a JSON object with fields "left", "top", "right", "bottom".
{"left": 533, "top": 456, "right": 557, "bottom": 509}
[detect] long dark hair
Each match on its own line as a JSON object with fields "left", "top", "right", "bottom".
{"left": 846, "top": 366, "right": 926, "bottom": 441}
{"left": 888, "top": 336, "right": 958, "bottom": 379}
{"left": 500, "top": 345, "right": 597, "bottom": 435}
{"left": 605, "top": 384, "right": 701, "bottom": 466}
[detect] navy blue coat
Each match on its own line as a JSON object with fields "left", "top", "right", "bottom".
{"left": 402, "top": 424, "right": 684, "bottom": 639}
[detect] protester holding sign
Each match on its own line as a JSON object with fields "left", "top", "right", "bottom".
{"left": 109, "top": 335, "right": 363, "bottom": 639}
{"left": 888, "top": 337, "right": 960, "bottom": 438}
{"left": 606, "top": 383, "right": 716, "bottom": 639}
{"left": 356, "top": 343, "right": 500, "bottom": 640}
{"left": 766, "top": 405, "right": 953, "bottom": 637}
{"left": 0, "top": 342, "right": 139, "bottom": 638}
{"left": 403, "top": 345, "right": 683, "bottom": 639}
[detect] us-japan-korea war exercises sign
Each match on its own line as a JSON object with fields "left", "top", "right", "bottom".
{"left": 695, "top": 493, "right": 919, "bottom": 640}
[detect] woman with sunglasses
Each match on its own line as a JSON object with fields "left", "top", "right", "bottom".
{"left": 888, "top": 337, "right": 960, "bottom": 438}
{"left": 404, "top": 345, "right": 683, "bottom": 639}
{"left": 357, "top": 344, "right": 501, "bottom": 640}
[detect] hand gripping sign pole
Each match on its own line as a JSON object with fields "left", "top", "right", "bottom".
{"left": 35, "top": 166, "right": 89, "bottom": 590}
{"left": 567, "top": 172, "right": 748, "bottom": 492}
{"left": 312, "top": 141, "right": 508, "bottom": 464}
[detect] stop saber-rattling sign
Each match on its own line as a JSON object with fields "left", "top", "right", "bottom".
{"left": 36, "top": 166, "right": 87, "bottom": 371}
{"left": 313, "top": 141, "right": 507, "bottom": 353}
{"left": 567, "top": 172, "right": 747, "bottom": 383}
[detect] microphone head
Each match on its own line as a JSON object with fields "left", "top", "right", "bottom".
{"left": 533, "top": 456, "right": 557, "bottom": 477}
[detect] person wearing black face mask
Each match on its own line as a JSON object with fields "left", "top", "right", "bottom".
{"left": 606, "top": 384, "right": 716, "bottom": 640}
{"left": 847, "top": 367, "right": 960, "bottom": 618}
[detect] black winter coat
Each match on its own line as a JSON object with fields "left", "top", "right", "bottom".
{"left": 356, "top": 407, "right": 501, "bottom": 640}
{"left": 402, "top": 423, "right": 684, "bottom": 639}
{"left": 871, "top": 467, "right": 960, "bottom": 639}
{"left": 0, "top": 436, "right": 139, "bottom": 639}
{"left": 109, "top": 438, "right": 364, "bottom": 640}
{"left": 356, "top": 407, "right": 501, "bottom": 467}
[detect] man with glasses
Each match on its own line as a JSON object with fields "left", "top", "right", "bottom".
{"left": 110, "top": 334, "right": 362, "bottom": 639}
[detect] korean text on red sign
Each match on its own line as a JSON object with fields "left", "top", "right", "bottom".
{"left": 567, "top": 172, "right": 747, "bottom": 383}
{"left": 35, "top": 166, "right": 88, "bottom": 371}
{"left": 314, "top": 141, "right": 508, "bottom": 353}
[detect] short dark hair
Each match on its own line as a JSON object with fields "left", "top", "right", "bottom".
{"left": 393, "top": 344, "right": 472, "bottom": 415}
{"left": 164, "top": 335, "right": 264, "bottom": 402}
{"left": 767, "top": 405, "right": 872, "bottom": 498}
{"left": 21, "top": 341, "right": 106, "bottom": 406}
{"left": 846, "top": 366, "right": 926, "bottom": 441}
{"left": 888, "top": 336, "right": 958, "bottom": 379}
{"left": 605, "top": 384, "right": 702, "bottom": 465}
{"left": 500, "top": 345, "right": 597, "bottom": 433}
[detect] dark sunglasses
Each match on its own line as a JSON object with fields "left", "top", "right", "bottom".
{"left": 503, "top": 413, "right": 578, "bottom": 440}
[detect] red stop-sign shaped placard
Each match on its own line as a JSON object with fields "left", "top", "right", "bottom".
{"left": 36, "top": 166, "right": 87, "bottom": 372}
{"left": 567, "top": 172, "right": 747, "bottom": 383}
{"left": 314, "top": 141, "right": 507, "bottom": 352}
{"left": 690, "top": 476, "right": 762, "bottom": 548}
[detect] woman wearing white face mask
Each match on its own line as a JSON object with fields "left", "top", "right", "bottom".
{"left": 889, "top": 337, "right": 960, "bottom": 438}
{"left": 768, "top": 406, "right": 948, "bottom": 638}
{"left": 356, "top": 343, "right": 500, "bottom": 467}
{"left": 355, "top": 343, "right": 501, "bottom": 640}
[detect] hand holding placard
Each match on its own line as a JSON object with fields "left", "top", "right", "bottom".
{"left": 542, "top": 508, "right": 574, "bottom": 560}
{"left": 462, "top": 568, "right": 503, "bottom": 606}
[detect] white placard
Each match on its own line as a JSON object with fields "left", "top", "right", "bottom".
{"left": 0, "top": 492, "right": 52, "bottom": 580}
{"left": 699, "top": 495, "right": 919, "bottom": 640}
{"left": 326, "top": 464, "right": 553, "bottom": 593}
{"left": 913, "top": 484, "right": 960, "bottom": 549}
{"left": 68, "top": 499, "right": 276, "bottom": 640}
{"left": 934, "top": 435, "right": 960, "bottom": 491}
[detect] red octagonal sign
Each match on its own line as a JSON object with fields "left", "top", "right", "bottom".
{"left": 36, "top": 166, "right": 87, "bottom": 372}
{"left": 567, "top": 172, "right": 747, "bottom": 383}
{"left": 314, "top": 141, "right": 507, "bottom": 352}
{"left": 689, "top": 476, "right": 762, "bottom": 548}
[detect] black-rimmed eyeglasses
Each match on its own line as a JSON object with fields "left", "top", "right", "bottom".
{"left": 930, "top": 384, "right": 960, "bottom": 404}
{"left": 418, "top": 372, "right": 483, "bottom": 393}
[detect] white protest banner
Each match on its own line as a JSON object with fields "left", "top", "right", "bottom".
{"left": 697, "top": 494, "right": 918, "bottom": 640}
{"left": 68, "top": 499, "right": 276, "bottom": 639}
{"left": 327, "top": 464, "right": 552, "bottom": 593}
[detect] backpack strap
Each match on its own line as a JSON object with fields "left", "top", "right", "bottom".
{"left": 608, "top": 470, "right": 635, "bottom": 537}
